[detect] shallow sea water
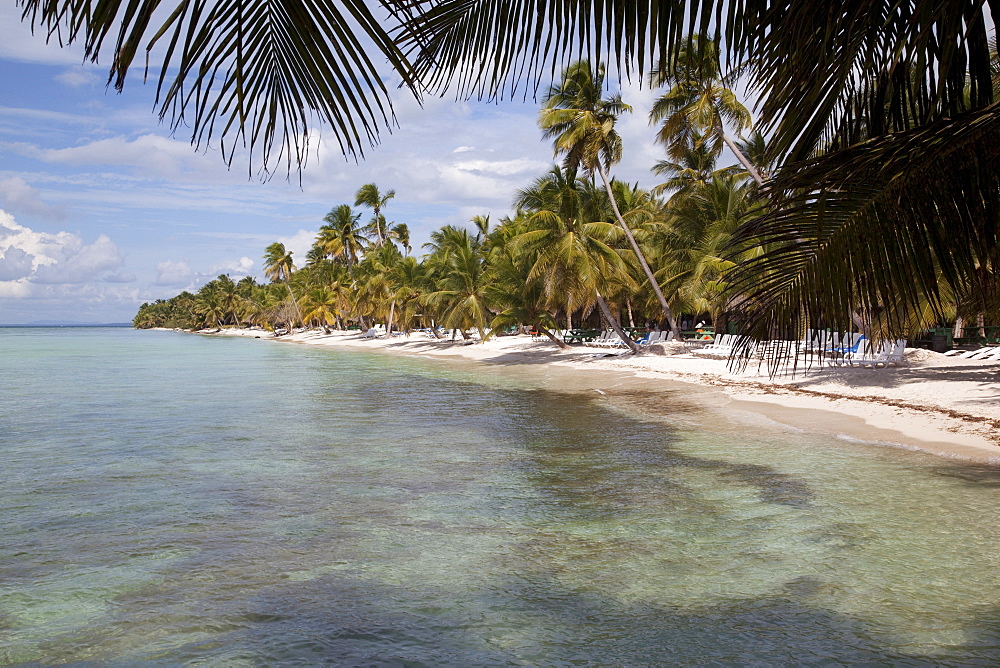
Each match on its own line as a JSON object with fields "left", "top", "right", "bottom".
{"left": 2, "top": 327, "right": 1000, "bottom": 664}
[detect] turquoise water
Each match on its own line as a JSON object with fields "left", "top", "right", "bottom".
{"left": 2, "top": 327, "right": 1000, "bottom": 664}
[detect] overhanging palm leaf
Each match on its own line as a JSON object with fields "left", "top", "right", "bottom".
{"left": 391, "top": 0, "right": 707, "bottom": 100}
{"left": 19, "top": 0, "right": 419, "bottom": 176}
{"left": 725, "top": 103, "right": 1000, "bottom": 342}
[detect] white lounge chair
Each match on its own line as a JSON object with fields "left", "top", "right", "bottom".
{"left": 592, "top": 330, "right": 632, "bottom": 348}
{"left": 843, "top": 339, "right": 906, "bottom": 367}
{"left": 693, "top": 333, "right": 735, "bottom": 356}
{"left": 640, "top": 331, "right": 673, "bottom": 346}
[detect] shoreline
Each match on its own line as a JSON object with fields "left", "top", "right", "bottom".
{"left": 198, "top": 327, "right": 1000, "bottom": 464}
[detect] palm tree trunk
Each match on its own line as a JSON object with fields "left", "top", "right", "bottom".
{"left": 596, "top": 293, "right": 641, "bottom": 354}
{"left": 595, "top": 163, "right": 681, "bottom": 339}
{"left": 538, "top": 325, "right": 570, "bottom": 349}
{"left": 720, "top": 130, "right": 765, "bottom": 186}
{"left": 284, "top": 280, "right": 305, "bottom": 329}
{"left": 387, "top": 300, "right": 396, "bottom": 336}
{"left": 851, "top": 310, "right": 869, "bottom": 338}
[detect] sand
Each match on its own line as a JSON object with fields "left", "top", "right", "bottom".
{"left": 204, "top": 327, "right": 1000, "bottom": 463}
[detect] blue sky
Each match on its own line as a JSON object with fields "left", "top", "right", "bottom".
{"left": 0, "top": 4, "right": 671, "bottom": 324}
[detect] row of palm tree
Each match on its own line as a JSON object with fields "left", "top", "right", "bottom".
{"left": 135, "top": 57, "right": 767, "bottom": 344}
{"left": 134, "top": 41, "right": 998, "bottom": 344}
{"left": 133, "top": 165, "right": 754, "bottom": 345}
{"left": 39, "top": 0, "right": 999, "bottom": 349}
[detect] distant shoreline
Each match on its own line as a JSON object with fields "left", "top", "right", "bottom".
{"left": 175, "top": 326, "right": 1000, "bottom": 465}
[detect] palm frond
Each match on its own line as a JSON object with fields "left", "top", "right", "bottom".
{"left": 725, "top": 103, "right": 1000, "bottom": 341}
{"left": 19, "top": 0, "right": 419, "bottom": 176}
{"left": 390, "top": 0, "right": 705, "bottom": 101}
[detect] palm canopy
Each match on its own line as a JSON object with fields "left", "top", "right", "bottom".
{"left": 318, "top": 204, "right": 368, "bottom": 265}
{"left": 263, "top": 242, "right": 295, "bottom": 283}
{"left": 538, "top": 61, "right": 631, "bottom": 175}
{"left": 18, "top": 0, "right": 425, "bottom": 177}
{"left": 648, "top": 37, "right": 752, "bottom": 162}
{"left": 354, "top": 183, "right": 396, "bottom": 245}
{"left": 511, "top": 166, "right": 632, "bottom": 317}
{"left": 33, "top": 0, "right": 1000, "bottom": 339}
{"left": 540, "top": 59, "right": 679, "bottom": 333}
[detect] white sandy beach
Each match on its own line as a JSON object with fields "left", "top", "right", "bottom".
{"left": 203, "top": 327, "right": 1000, "bottom": 463}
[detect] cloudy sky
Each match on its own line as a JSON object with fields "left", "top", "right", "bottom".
{"left": 0, "top": 5, "right": 672, "bottom": 324}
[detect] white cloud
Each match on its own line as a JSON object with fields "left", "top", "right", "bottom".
{"left": 34, "top": 134, "right": 207, "bottom": 176}
{"left": 32, "top": 234, "right": 122, "bottom": 284}
{"left": 0, "top": 176, "right": 65, "bottom": 220}
{"left": 154, "top": 259, "right": 193, "bottom": 286}
{"left": 210, "top": 256, "right": 254, "bottom": 276}
{"left": 452, "top": 158, "right": 548, "bottom": 177}
{"left": 0, "top": 246, "right": 33, "bottom": 281}
{"left": 277, "top": 230, "right": 316, "bottom": 266}
{"left": 0, "top": 210, "right": 123, "bottom": 285}
{"left": 55, "top": 67, "right": 101, "bottom": 88}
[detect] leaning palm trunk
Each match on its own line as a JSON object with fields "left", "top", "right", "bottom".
{"left": 537, "top": 325, "right": 570, "bottom": 349}
{"left": 284, "top": 280, "right": 305, "bottom": 329}
{"left": 596, "top": 293, "right": 642, "bottom": 354}
{"left": 387, "top": 300, "right": 396, "bottom": 336}
{"left": 595, "top": 163, "right": 681, "bottom": 339}
{"left": 720, "top": 128, "right": 765, "bottom": 186}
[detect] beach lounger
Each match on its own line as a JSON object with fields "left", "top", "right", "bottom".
{"left": 842, "top": 339, "right": 907, "bottom": 367}
{"left": 591, "top": 330, "right": 631, "bottom": 348}
{"left": 693, "top": 333, "right": 736, "bottom": 356}
{"left": 639, "top": 331, "right": 672, "bottom": 346}
{"left": 962, "top": 346, "right": 999, "bottom": 359}
{"left": 825, "top": 335, "right": 866, "bottom": 366}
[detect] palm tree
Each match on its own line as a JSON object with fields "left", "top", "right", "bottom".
{"left": 390, "top": 222, "right": 412, "bottom": 255}
{"left": 650, "top": 131, "right": 738, "bottom": 198}
{"left": 484, "top": 217, "right": 569, "bottom": 347}
{"left": 539, "top": 60, "right": 680, "bottom": 340}
{"left": 664, "top": 174, "right": 759, "bottom": 328}
{"left": 513, "top": 166, "right": 642, "bottom": 353}
{"left": 425, "top": 238, "right": 492, "bottom": 340}
{"left": 648, "top": 37, "right": 762, "bottom": 186}
{"left": 263, "top": 242, "right": 304, "bottom": 330}
{"left": 300, "top": 284, "right": 346, "bottom": 332}
{"left": 318, "top": 204, "right": 368, "bottom": 268}
{"left": 355, "top": 183, "right": 396, "bottom": 247}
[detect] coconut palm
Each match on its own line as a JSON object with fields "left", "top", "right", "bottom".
{"left": 401, "top": 1, "right": 999, "bottom": 344}
{"left": 300, "top": 284, "right": 347, "bottom": 332}
{"left": 424, "top": 238, "right": 491, "bottom": 340}
{"left": 651, "top": 131, "right": 740, "bottom": 199}
{"left": 18, "top": 0, "right": 428, "bottom": 177}
{"left": 319, "top": 204, "right": 368, "bottom": 267}
{"left": 539, "top": 60, "right": 680, "bottom": 339}
{"left": 355, "top": 183, "right": 396, "bottom": 247}
{"left": 513, "top": 166, "right": 642, "bottom": 353}
{"left": 648, "top": 37, "right": 762, "bottom": 186}
{"left": 390, "top": 223, "right": 412, "bottom": 255}
{"left": 485, "top": 240, "right": 569, "bottom": 348}
{"left": 263, "top": 242, "right": 304, "bottom": 330}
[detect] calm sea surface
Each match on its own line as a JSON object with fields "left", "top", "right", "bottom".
{"left": 2, "top": 327, "right": 1000, "bottom": 664}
